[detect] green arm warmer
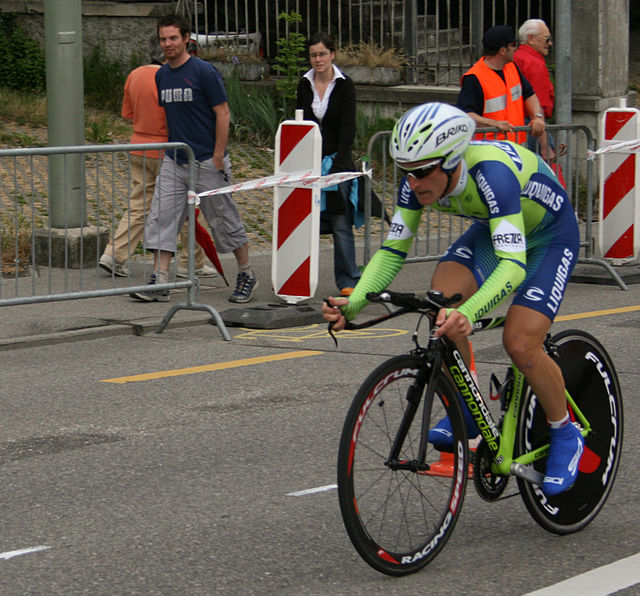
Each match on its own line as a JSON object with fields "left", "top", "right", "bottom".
{"left": 341, "top": 248, "right": 406, "bottom": 321}
{"left": 457, "top": 258, "right": 526, "bottom": 323}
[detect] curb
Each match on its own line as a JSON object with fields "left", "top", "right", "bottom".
{"left": 0, "top": 316, "right": 217, "bottom": 352}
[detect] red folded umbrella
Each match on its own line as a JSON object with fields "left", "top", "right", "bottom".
{"left": 193, "top": 208, "right": 229, "bottom": 286}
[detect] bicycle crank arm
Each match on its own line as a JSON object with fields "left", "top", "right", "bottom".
{"left": 510, "top": 463, "right": 544, "bottom": 486}
{"left": 386, "top": 459, "right": 430, "bottom": 472}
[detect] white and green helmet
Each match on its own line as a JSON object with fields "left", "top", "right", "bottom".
{"left": 390, "top": 102, "right": 476, "bottom": 172}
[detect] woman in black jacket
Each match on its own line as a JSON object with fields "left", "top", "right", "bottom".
{"left": 296, "top": 32, "right": 361, "bottom": 296}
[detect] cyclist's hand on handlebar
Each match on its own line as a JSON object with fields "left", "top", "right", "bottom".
{"left": 434, "top": 308, "right": 472, "bottom": 342}
{"left": 322, "top": 296, "right": 348, "bottom": 332}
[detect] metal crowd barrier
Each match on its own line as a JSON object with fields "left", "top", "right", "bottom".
{"left": 360, "top": 123, "right": 627, "bottom": 290}
{"left": 0, "top": 142, "right": 231, "bottom": 340}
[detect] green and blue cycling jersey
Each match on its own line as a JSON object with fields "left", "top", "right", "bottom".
{"left": 342, "top": 140, "right": 580, "bottom": 324}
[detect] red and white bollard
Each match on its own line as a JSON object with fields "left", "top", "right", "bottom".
{"left": 272, "top": 110, "right": 323, "bottom": 304}
{"left": 598, "top": 101, "right": 640, "bottom": 261}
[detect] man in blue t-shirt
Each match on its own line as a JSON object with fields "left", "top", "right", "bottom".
{"left": 130, "top": 14, "right": 258, "bottom": 304}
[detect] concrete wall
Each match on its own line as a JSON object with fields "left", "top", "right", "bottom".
{"left": 573, "top": 0, "right": 628, "bottom": 97}
{"left": 0, "top": 1, "right": 174, "bottom": 63}
{"left": 570, "top": 0, "right": 632, "bottom": 143}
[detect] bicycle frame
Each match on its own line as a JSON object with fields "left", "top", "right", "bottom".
{"left": 439, "top": 330, "right": 592, "bottom": 484}
{"left": 353, "top": 308, "right": 593, "bottom": 485}
{"left": 337, "top": 291, "right": 593, "bottom": 486}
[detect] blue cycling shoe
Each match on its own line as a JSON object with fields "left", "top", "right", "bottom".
{"left": 428, "top": 398, "right": 480, "bottom": 451}
{"left": 542, "top": 422, "right": 584, "bottom": 497}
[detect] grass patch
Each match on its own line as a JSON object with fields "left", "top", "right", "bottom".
{"left": 85, "top": 111, "right": 131, "bottom": 144}
{"left": 0, "top": 87, "right": 47, "bottom": 128}
{"left": 1, "top": 211, "right": 32, "bottom": 274}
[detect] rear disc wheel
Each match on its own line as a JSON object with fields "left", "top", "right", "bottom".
{"left": 516, "top": 330, "right": 623, "bottom": 534}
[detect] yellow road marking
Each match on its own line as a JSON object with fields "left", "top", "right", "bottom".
{"left": 234, "top": 323, "right": 406, "bottom": 342}
{"left": 100, "top": 350, "right": 324, "bottom": 384}
{"left": 556, "top": 304, "right": 640, "bottom": 321}
{"left": 100, "top": 304, "right": 640, "bottom": 384}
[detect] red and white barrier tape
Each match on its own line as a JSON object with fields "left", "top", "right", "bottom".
{"left": 197, "top": 169, "right": 371, "bottom": 199}
{"left": 587, "top": 138, "right": 640, "bottom": 159}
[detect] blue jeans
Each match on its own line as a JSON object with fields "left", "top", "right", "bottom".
{"left": 321, "top": 208, "right": 361, "bottom": 291}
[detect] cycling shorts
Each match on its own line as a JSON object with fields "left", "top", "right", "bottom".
{"left": 440, "top": 214, "right": 580, "bottom": 321}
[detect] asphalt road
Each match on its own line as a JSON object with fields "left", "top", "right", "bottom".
{"left": 1, "top": 267, "right": 639, "bottom": 594}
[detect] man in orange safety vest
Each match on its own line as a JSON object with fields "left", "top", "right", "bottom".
{"left": 457, "top": 25, "right": 546, "bottom": 146}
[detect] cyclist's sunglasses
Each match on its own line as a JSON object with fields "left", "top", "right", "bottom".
{"left": 398, "top": 158, "right": 443, "bottom": 179}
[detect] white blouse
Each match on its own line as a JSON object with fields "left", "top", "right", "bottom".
{"left": 303, "top": 64, "right": 345, "bottom": 121}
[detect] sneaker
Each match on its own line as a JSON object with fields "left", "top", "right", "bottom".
{"left": 229, "top": 271, "right": 258, "bottom": 303}
{"left": 99, "top": 253, "right": 129, "bottom": 277}
{"left": 129, "top": 273, "right": 170, "bottom": 302}
{"left": 175, "top": 264, "right": 218, "bottom": 278}
{"left": 428, "top": 397, "right": 480, "bottom": 451}
{"left": 542, "top": 422, "right": 584, "bottom": 496}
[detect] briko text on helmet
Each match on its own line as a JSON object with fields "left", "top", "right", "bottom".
{"left": 436, "top": 124, "right": 470, "bottom": 147}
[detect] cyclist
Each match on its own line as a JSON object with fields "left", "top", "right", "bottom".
{"left": 322, "top": 102, "right": 584, "bottom": 497}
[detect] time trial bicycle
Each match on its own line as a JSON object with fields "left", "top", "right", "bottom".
{"left": 335, "top": 289, "right": 623, "bottom": 576}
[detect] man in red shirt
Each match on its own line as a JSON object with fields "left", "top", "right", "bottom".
{"left": 514, "top": 19, "right": 555, "bottom": 161}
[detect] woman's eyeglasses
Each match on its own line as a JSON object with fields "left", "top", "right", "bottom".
{"left": 398, "top": 159, "right": 443, "bottom": 179}
{"left": 310, "top": 50, "right": 331, "bottom": 59}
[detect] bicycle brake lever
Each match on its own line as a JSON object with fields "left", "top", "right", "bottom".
{"left": 323, "top": 298, "right": 339, "bottom": 347}
{"left": 327, "top": 322, "right": 338, "bottom": 347}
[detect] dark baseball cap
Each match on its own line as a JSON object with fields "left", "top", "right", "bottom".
{"left": 482, "top": 25, "right": 517, "bottom": 50}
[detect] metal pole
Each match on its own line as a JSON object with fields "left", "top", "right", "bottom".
{"left": 555, "top": 0, "right": 572, "bottom": 125}
{"left": 554, "top": 0, "right": 572, "bottom": 209}
{"left": 44, "top": 0, "right": 86, "bottom": 229}
{"left": 471, "top": 0, "right": 484, "bottom": 61}
{"left": 404, "top": 0, "right": 417, "bottom": 84}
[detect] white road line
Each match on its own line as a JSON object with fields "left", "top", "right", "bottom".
{"left": 525, "top": 552, "right": 640, "bottom": 595}
{"left": 0, "top": 545, "right": 51, "bottom": 561}
{"left": 287, "top": 484, "right": 337, "bottom": 497}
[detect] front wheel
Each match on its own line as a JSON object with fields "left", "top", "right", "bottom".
{"left": 516, "top": 330, "right": 623, "bottom": 534}
{"left": 337, "top": 355, "right": 468, "bottom": 576}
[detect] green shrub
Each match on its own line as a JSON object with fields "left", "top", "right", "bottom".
{"left": 0, "top": 14, "right": 137, "bottom": 114}
{"left": 0, "top": 12, "right": 46, "bottom": 92}
{"left": 273, "top": 11, "right": 307, "bottom": 116}
{"left": 225, "top": 73, "right": 282, "bottom": 146}
{"left": 354, "top": 106, "right": 398, "bottom": 160}
{"left": 83, "top": 43, "right": 130, "bottom": 113}
{"left": 337, "top": 41, "right": 408, "bottom": 68}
